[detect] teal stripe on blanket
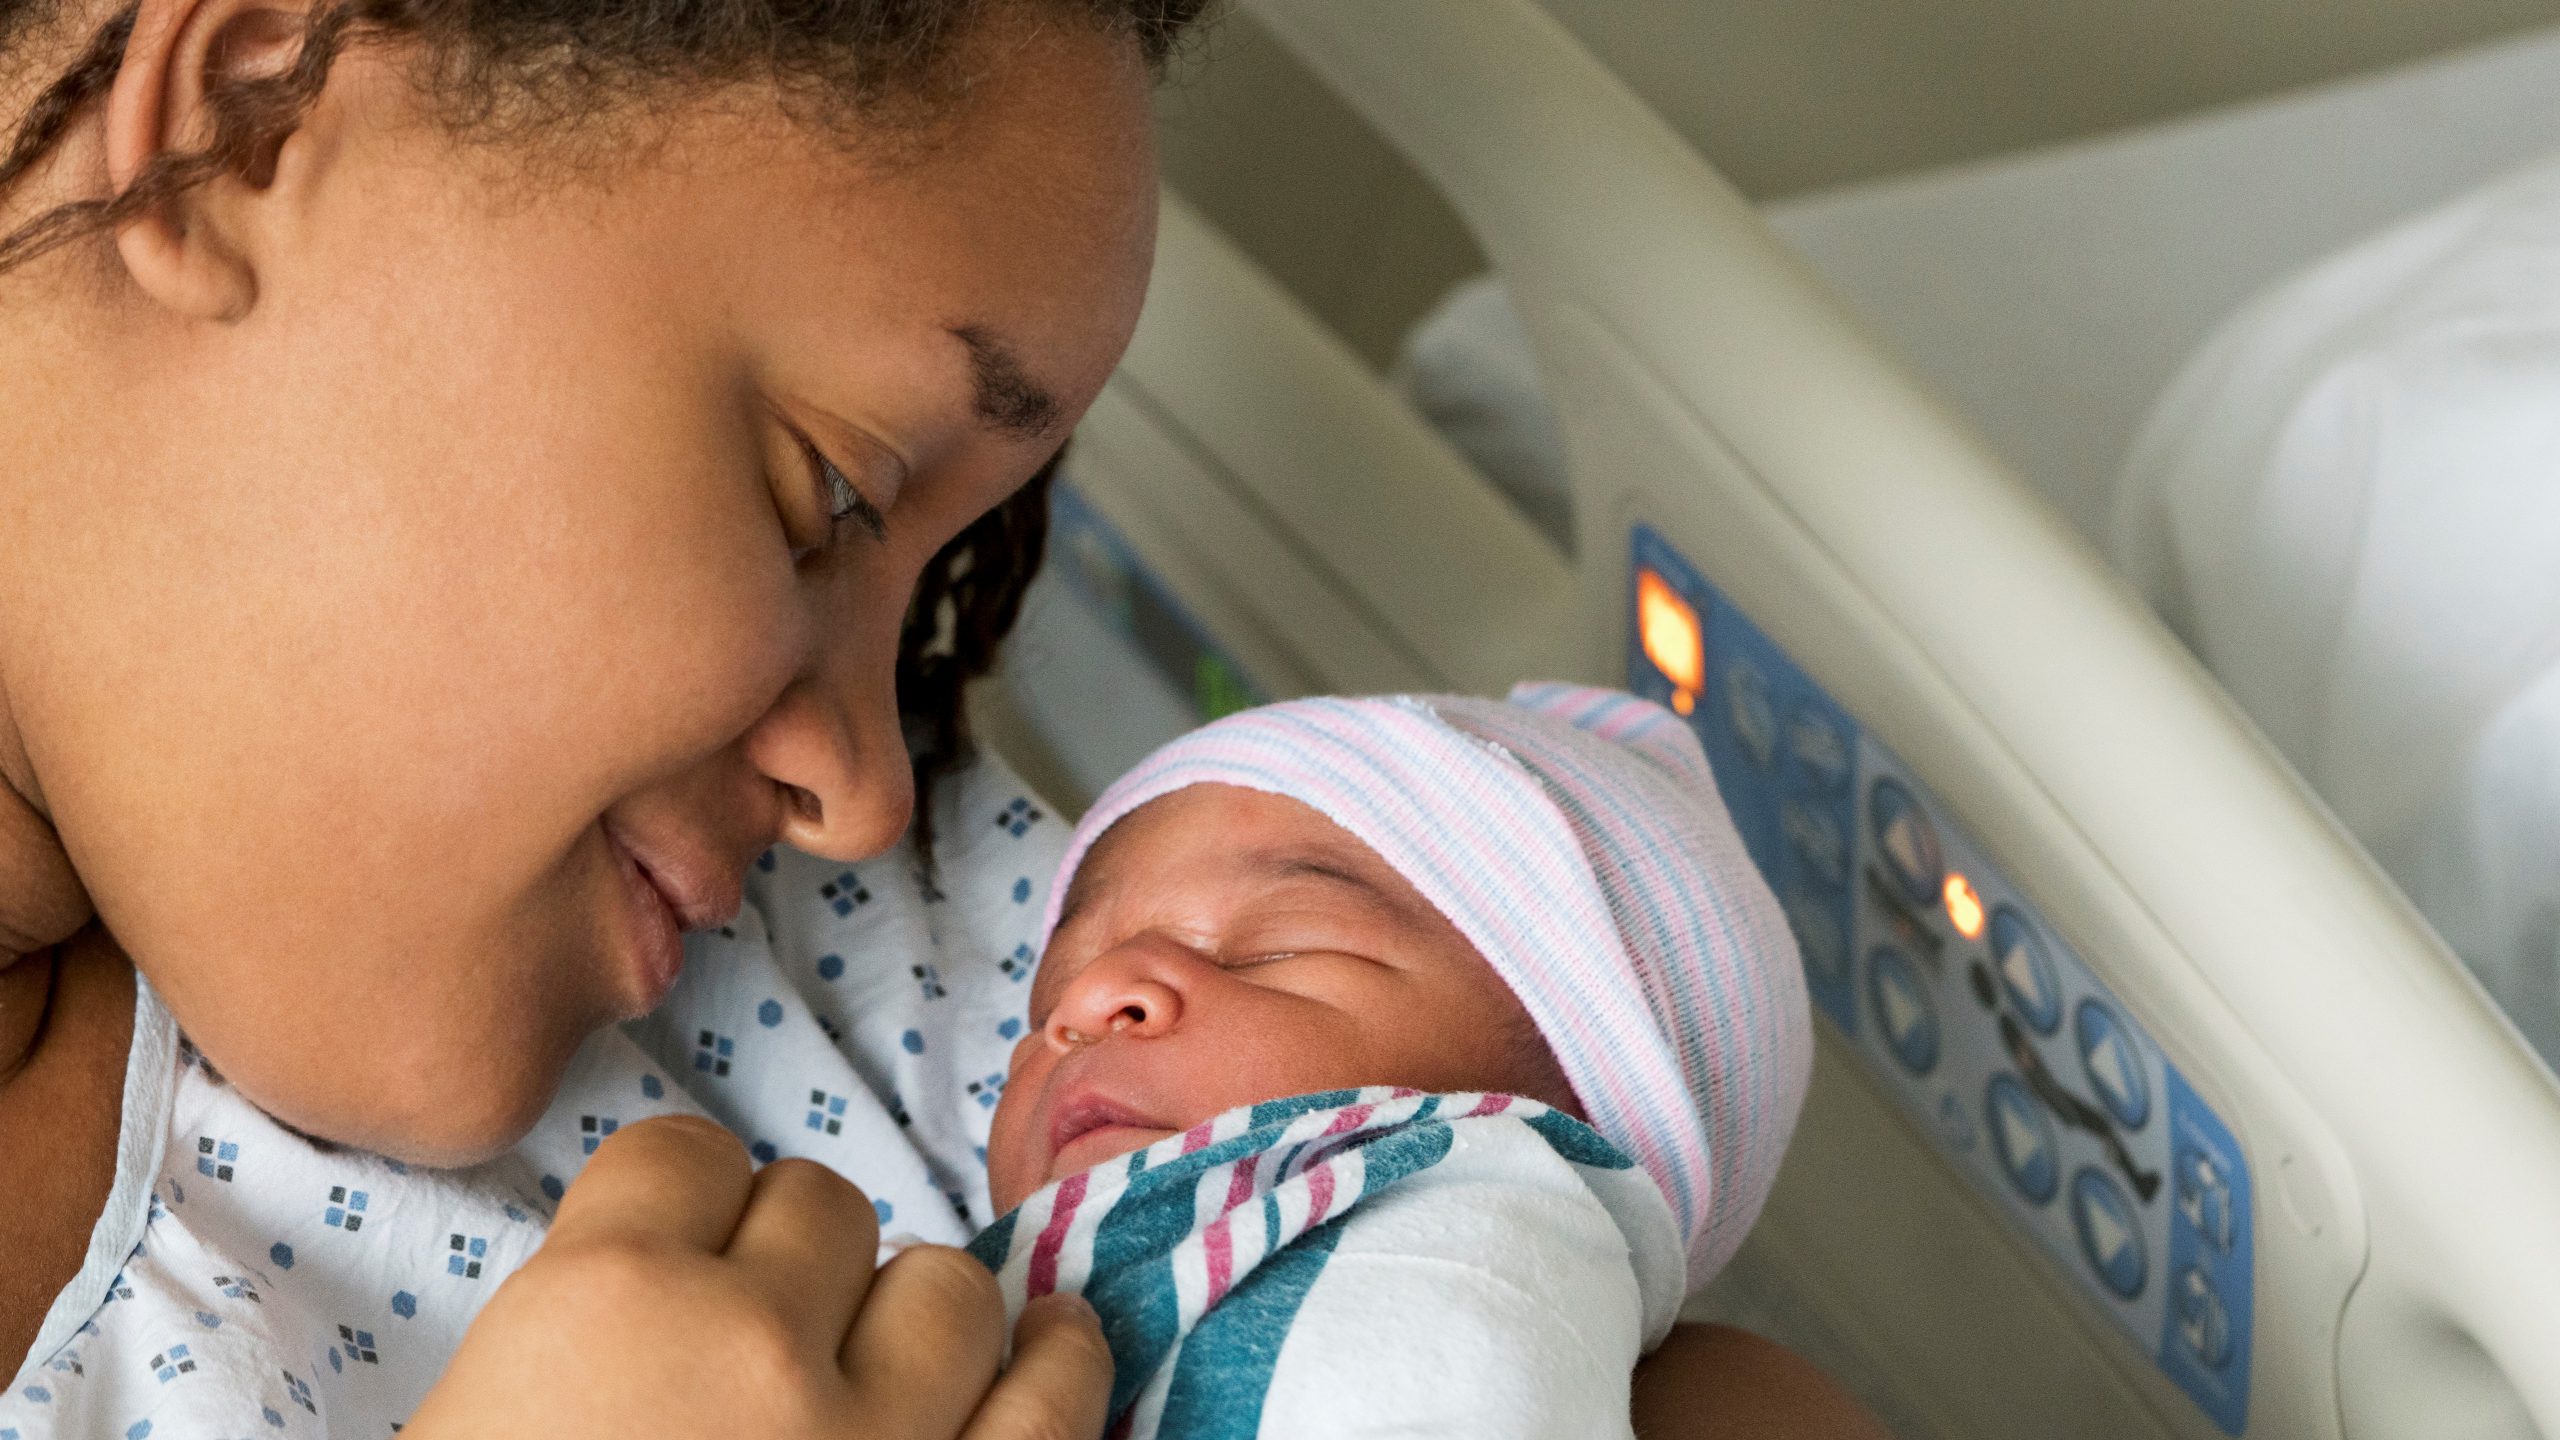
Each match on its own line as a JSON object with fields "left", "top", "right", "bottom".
{"left": 1155, "top": 1214, "right": 1349, "bottom": 1439}
{"left": 971, "top": 1208, "right": 1018, "bottom": 1270}
{"left": 1528, "top": 1106, "right": 1638, "bottom": 1169}
{"left": 1155, "top": 1118, "right": 1458, "bottom": 1436}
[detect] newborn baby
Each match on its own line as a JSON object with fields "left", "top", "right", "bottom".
{"left": 970, "top": 683, "right": 1813, "bottom": 1438}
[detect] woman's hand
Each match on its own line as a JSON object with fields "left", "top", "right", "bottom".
{"left": 406, "top": 1115, "right": 1110, "bottom": 1440}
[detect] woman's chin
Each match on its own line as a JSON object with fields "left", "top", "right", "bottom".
{"left": 210, "top": 1020, "right": 586, "bottom": 1169}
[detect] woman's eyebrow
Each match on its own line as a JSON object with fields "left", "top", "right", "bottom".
{"left": 948, "top": 323, "right": 1063, "bottom": 439}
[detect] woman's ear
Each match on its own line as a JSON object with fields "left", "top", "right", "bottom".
{"left": 104, "top": 0, "right": 316, "bottom": 321}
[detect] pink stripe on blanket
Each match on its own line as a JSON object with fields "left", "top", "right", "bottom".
{"left": 1204, "top": 1152, "right": 1260, "bottom": 1307}
{"left": 1027, "top": 1170, "right": 1088, "bottom": 1298}
{"left": 1202, "top": 1215, "right": 1235, "bottom": 1307}
{"left": 1304, "top": 1161, "right": 1337, "bottom": 1228}
{"left": 1321, "top": 1103, "right": 1375, "bottom": 1137}
{"left": 1224, "top": 1153, "right": 1260, "bottom": 1212}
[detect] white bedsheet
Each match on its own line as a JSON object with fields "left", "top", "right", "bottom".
{"left": 2110, "top": 152, "right": 2560, "bottom": 1074}
{"left": 1395, "top": 23, "right": 2560, "bottom": 545}
{"left": 1764, "top": 23, "right": 2560, "bottom": 537}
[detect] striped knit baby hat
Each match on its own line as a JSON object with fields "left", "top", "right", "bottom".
{"left": 1040, "top": 682, "right": 1815, "bottom": 1293}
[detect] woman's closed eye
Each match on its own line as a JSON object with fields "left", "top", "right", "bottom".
{"left": 790, "top": 428, "right": 891, "bottom": 543}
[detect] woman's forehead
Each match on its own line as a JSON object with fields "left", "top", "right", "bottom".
{"left": 675, "top": 50, "right": 1155, "bottom": 443}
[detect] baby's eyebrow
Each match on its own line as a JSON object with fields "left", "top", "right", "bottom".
{"left": 1051, "top": 873, "right": 1100, "bottom": 935}
{"left": 1242, "top": 848, "right": 1429, "bottom": 926}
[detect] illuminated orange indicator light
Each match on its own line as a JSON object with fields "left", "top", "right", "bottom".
{"left": 1637, "top": 569, "right": 1706, "bottom": 716}
{"left": 1943, "top": 873, "right": 1986, "bottom": 940}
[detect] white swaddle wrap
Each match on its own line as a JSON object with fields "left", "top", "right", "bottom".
{"left": 0, "top": 759, "right": 1056, "bottom": 1440}
{"left": 971, "top": 1088, "right": 1680, "bottom": 1440}
{"left": 2110, "top": 151, "right": 2560, "bottom": 1070}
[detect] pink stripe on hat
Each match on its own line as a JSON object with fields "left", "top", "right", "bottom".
{"left": 1041, "top": 684, "right": 1814, "bottom": 1293}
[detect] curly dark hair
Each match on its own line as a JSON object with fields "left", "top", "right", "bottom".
{"left": 0, "top": 0, "right": 1181, "bottom": 845}
{"left": 902, "top": 444, "right": 1056, "bottom": 865}
{"left": 0, "top": 0, "right": 1210, "bottom": 271}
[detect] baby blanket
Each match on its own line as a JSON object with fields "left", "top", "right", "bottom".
{"left": 971, "top": 1087, "right": 1684, "bottom": 1440}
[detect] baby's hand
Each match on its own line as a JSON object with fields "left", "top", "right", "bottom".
{"left": 405, "top": 1115, "right": 1110, "bottom": 1440}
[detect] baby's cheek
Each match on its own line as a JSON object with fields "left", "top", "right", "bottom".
{"left": 982, "top": 1039, "right": 1049, "bottom": 1212}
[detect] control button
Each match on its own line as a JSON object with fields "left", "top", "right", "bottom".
{"left": 1782, "top": 801, "right": 1848, "bottom": 887}
{"left": 1990, "top": 906, "right": 2062, "bottom": 1035}
{"left": 1787, "top": 706, "right": 1852, "bottom": 794}
{"left": 1727, "top": 660, "right": 1778, "bottom": 768}
{"left": 2071, "top": 1167, "right": 2148, "bottom": 1300}
{"left": 2177, "top": 1147, "right": 2236, "bottom": 1252}
{"left": 2177, "top": 1266, "right": 2233, "bottom": 1369}
{"left": 1866, "top": 947, "right": 1940, "bottom": 1076}
{"left": 1985, "top": 1074, "right": 2059, "bottom": 1205}
{"left": 1783, "top": 886, "right": 1849, "bottom": 985}
{"left": 1868, "top": 778, "right": 1943, "bottom": 907}
{"left": 2075, "top": 1000, "right": 2152, "bottom": 1131}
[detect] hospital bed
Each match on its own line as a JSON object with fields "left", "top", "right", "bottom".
{"left": 985, "top": 3, "right": 2560, "bottom": 1435}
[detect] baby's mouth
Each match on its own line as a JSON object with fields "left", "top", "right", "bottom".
{"left": 1045, "top": 1090, "right": 1176, "bottom": 1178}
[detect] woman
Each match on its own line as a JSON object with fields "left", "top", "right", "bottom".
{"left": 2, "top": 0, "right": 1176, "bottom": 1431}
{"left": 0, "top": 1, "right": 1883, "bottom": 1434}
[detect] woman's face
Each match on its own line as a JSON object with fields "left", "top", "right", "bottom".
{"left": 5, "top": 21, "right": 1158, "bottom": 1162}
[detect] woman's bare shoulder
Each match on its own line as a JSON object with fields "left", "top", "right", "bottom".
{"left": 0, "top": 933, "right": 133, "bottom": 1368}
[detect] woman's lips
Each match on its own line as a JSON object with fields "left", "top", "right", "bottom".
{"left": 604, "top": 817, "right": 743, "bottom": 933}
{"left": 603, "top": 823, "right": 691, "bottom": 1016}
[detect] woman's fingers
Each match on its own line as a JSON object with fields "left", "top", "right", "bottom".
{"left": 547, "top": 1114, "right": 754, "bottom": 1254}
{"left": 839, "top": 1243, "right": 1010, "bottom": 1435}
{"left": 957, "top": 1293, "right": 1114, "bottom": 1440}
{"left": 532, "top": 1119, "right": 1069, "bottom": 1440}
{"left": 723, "top": 1156, "right": 881, "bottom": 1343}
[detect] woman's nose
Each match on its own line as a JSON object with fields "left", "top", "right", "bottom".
{"left": 742, "top": 663, "right": 913, "bottom": 864}
{"left": 1045, "top": 945, "right": 1186, "bottom": 1051}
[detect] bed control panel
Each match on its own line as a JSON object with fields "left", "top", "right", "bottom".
{"left": 1628, "top": 526, "right": 2255, "bottom": 1435}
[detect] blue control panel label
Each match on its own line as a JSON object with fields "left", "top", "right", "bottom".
{"left": 1629, "top": 525, "right": 2254, "bottom": 1434}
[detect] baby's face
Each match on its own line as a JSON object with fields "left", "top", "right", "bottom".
{"left": 985, "top": 784, "right": 1577, "bottom": 1212}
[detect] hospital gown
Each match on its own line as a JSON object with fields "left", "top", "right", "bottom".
{"left": 0, "top": 758, "right": 1058, "bottom": 1440}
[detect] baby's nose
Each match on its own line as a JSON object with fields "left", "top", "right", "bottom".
{"left": 1045, "top": 946, "right": 1185, "bottom": 1051}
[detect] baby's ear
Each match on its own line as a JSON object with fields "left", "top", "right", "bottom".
{"left": 104, "top": 0, "right": 322, "bottom": 321}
